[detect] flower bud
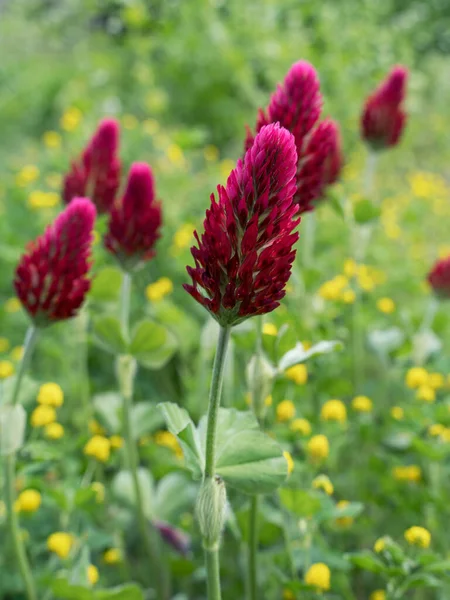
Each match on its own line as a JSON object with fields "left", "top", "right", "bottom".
{"left": 246, "top": 353, "right": 275, "bottom": 420}
{"left": 196, "top": 476, "right": 227, "bottom": 550}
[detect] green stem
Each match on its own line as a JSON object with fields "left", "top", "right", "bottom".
{"left": 205, "top": 547, "right": 222, "bottom": 600}
{"left": 4, "top": 325, "right": 39, "bottom": 600}
{"left": 248, "top": 495, "right": 259, "bottom": 600}
{"left": 11, "top": 326, "right": 38, "bottom": 406}
{"left": 204, "top": 325, "right": 232, "bottom": 478}
{"left": 302, "top": 211, "right": 316, "bottom": 269}
{"left": 120, "top": 271, "right": 132, "bottom": 340}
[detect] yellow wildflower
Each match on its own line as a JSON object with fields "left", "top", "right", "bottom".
{"left": 145, "top": 277, "right": 173, "bottom": 302}
{"left": 110, "top": 435, "right": 124, "bottom": 450}
{"left": 87, "top": 564, "right": 99, "bottom": 585}
{"left": 404, "top": 526, "right": 431, "bottom": 548}
{"left": 60, "top": 107, "right": 82, "bottom": 131}
{"left": 15, "top": 490, "right": 42, "bottom": 513}
{"left": 429, "top": 372, "right": 444, "bottom": 389}
{"left": 283, "top": 451, "right": 294, "bottom": 475}
{"left": 341, "top": 289, "right": 356, "bottom": 304}
{"left": 172, "top": 223, "right": 194, "bottom": 252}
{"left": 42, "top": 131, "right": 62, "bottom": 149}
{"left": 4, "top": 298, "right": 21, "bottom": 313}
{"left": 84, "top": 436, "right": 111, "bottom": 462}
{"left": 31, "top": 405, "right": 56, "bottom": 428}
{"left": 285, "top": 364, "right": 308, "bottom": 385}
{"left": 374, "top": 536, "right": 390, "bottom": 553}
{"left": 370, "top": 590, "right": 386, "bottom": 600}
{"left": 166, "top": 144, "right": 185, "bottom": 167}
{"left": 393, "top": 465, "right": 422, "bottom": 482}
{"left": 319, "top": 276, "right": 348, "bottom": 300}
{"left": 377, "top": 297, "right": 395, "bottom": 314}
{"left": 37, "top": 383, "right": 64, "bottom": 407}
{"left": 335, "top": 500, "right": 353, "bottom": 527}
{"left": 282, "top": 590, "right": 295, "bottom": 600}
{"left": 304, "top": 563, "right": 331, "bottom": 591}
{"left": 307, "top": 435, "right": 329, "bottom": 461}
{"left": 154, "top": 431, "right": 183, "bottom": 458}
{"left": 416, "top": 385, "right": 435, "bottom": 403}
{"left": 262, "top": 323, "right": 277, "bottom": 336}
{"left": 343, "top": 259, "right": 358, "bottom": 277}
{"left": 47, "top": 532, "right": 75, "bottom": 559}
{"left": 428, "top": 423, "right": 445, "bottom": 437}
{"left": 45, "top": 422, "right": 64, "bottom": 440}
{"left": 352, "top": 395, "right": 373, "bottom": 413}
{"left": 320, "top": 399, "right": 347, "bottom": 423}
{"left": 405, "top": 367, "right": 428, "bottom": 389}
{"left": 312, "top": 474, "right": 333, "bottom": 495}
{"left": 89, "top": 419, "right": 106, "bottom": 435}
{"left": 290, "top": 418, "right": 311, "bottom": 436}
{"left": 16, "top": 164, "right": 39, "bottom": 187}
{"left": 103, "top": 548, "right": 122, "bottom": 564}
{"left": 10, "top": 346, "right": 24, "bottom": 361}
{"left": 391, "top": 406, "right": 404, "bottom": 420}
{"left": 276, "top": 400, "right": 296, "bottom": 422}
{"left": 0, "top": 360, "right": 14, "bottom": 379}
{"left": 0, "top": 337, "right": 10, "bottom": 353}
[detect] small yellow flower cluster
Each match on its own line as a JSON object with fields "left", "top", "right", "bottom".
{"left": 16, "top": 165, "right": 40, "bottom": 187}
{"left": 318, "top": 275, "right": 352, "bottom": 302}
{"left": 171, "top": 223, "right": 194, "bottom": 255}
{"left": 0, "top": 337, "right": 10, "bottom": 353}
{"left": 374, "top": 536, "right": 391, "bottom": 553}
{"left": 89, "top": 419, "right": 106, "bottom": 435}
{"left": 320, "top": 399, "right": 347, "bottom": 423}
{"left": 370, "top": 590, "right": 386, "bottom": 600}
{"left": 307, "top": 434, "right": 330, "bottom": 461}
{"left": 352, "top": 395, "right": 373, "bottom": 413}
{"left": 11, "top": 346, "right": 24, "bottom": 361}
{"left": 146, "top": 277, "right": 174, "bottom": 302}
{"left": 84, "top": 436, "right": 111, "bottom": 462}
{"left": 428, "top": 423, "right": 450, "bottom": 442}
{"left": 60, "top": 107, "right": 82, "bottom": 132}
{"left": 166, "top": 143, "right": 186, "bottom": 168}
{"left": 404, "top": 526, "right": 431, "bottom": 548}
{"left": 31, "top": 383, "right": 65, "bottom": 437}
{"left": 312, "top": 474, "right": 334, "bottom": 495}
{"left": 392, "top": 465, "right": 422, "bottom": 483}
{"left": 4, "top": 298, "right": 21, "bottom": 313}
{"left": 87, "top": 564, "right": 99, "bottom": 585}
{"left": 38, "top": 383, "right": 64, "bottom": 407}
{"left": 47, "top": 532, "right": 75, "bottom": 559}
{"left": 31, "top": 405, "right": 57, "bottom": 428}
{"left": 42, "top": 131, "right": 62, "bottom": 149}
{"left": 283, "top": 451, "right": 294, "bottom": 475}
{"left": 103, "top": 548, "right": 122, "bottom": 564}
{"left": 405, "top": 367, "right": 445, "bottom": 403}
{"left": 154, "top": 430, "right": 183, "bottom": 459}
{"left": 276, "top": 400, "right": 296, "bottom": 422}
{"left": 28, "top": 190, "right": 60, "bottom": 210}
{"left": 285, "top": 364, "right": 308, "bottom": 385}
{"left": 14, "top": 489, "right": 42, "bottom": 513}
{"left": 304, "top": 562, "right": 331, "bottom": 591}
{"left": 0, "top": 360, "right": 14, "bottom": 379}
{"left": 391, "top": 406, "right": 404, "bottom": 420}
{"left": 377, "top": 297, "right": 395, "bottom": 314}
{"left": 262, "top": 323, "right": 277, "bottom": 336}
{"left": 409, "top": 171, "right": 448, "bottom": 200}
{"left": 290, "top": 418, "right": 311, "bottom": 436}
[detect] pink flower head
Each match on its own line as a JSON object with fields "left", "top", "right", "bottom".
{"left": 296, "top": 119, "right": 343, "bottom": 213}
{"left": 428, "top": 256, "right": 450, "bottom": 299}
{"left": 184, "top": 123, "right": 299, "bottom": 326}
{"left": 104, "top": 162, "right": 162, "bottom": 271}
{"left": 361, "top": 65, "right": 408, "bottom": 150}
{"left": 63, "top": 118, "right": 121, "bottom": 213}
{"left": 14, "top": 198, "right": 96, "bottom": 326}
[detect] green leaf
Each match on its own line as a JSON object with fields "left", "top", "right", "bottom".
{"left": 112, "top": 468, "right": 154, "bottom": 518}
{"left": 424, "top": 560, "right": 450, "bottom": 573}
{"left": 353, "top": 198, "right": 381, "bottom": 223}
{"left": 95, "top": 585, "right": 145, "bottom": 600}
{"left": 347, "top": 551, "right": 386, "bottom": 573}
{"left": 130, "top": 402, "right": 165, "bottom": 440}
{"left": 158, "top": 402, "right": 204, "bottom": 478}
{"left": 153, "top": 473, "right": 196, "bottom": 522}
{"left": 277, "top": 340, "right": 341, "bottom": 372}
{"left": 92, "top": 316, "right": 127, "bottom": 355}
{"left": 0, "top": 404, "right": 26, "bottom": 455}
{"left": 279, "top": 489, "right": 323, "bottom": 517}
{"left": 51, "top": 579, "right": 93, "bottom": 599}
{"left": 129, "top": 320, "right": 177, "bottom": 369}
{"left": 89, "top": 267, "right": 123, "bottom": 302}
{"left": 93, "top": 392, "right": 122, "bottom": 433}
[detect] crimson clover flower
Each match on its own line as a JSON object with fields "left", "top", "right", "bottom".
{"left": 14, "top": 198, "right": 96, "bottom": 325}
{"left": 63, "top": 118, "right": 121, "bottom": 213}
{"left": 245, "top": 61, "right": 343, "bottom": 214}
{"left": 361, "top": 65, "right": 408, "bottom": 150}
{"left": 428, "top": 256, "right": 450, "bottom": 299}
{"left": 184, "top": 123, "right": 299, "bottom": 326}
{"left": 104, "top": 162, "right": 162, "bottom": 271}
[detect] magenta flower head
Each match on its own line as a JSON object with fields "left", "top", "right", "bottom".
{"left": 184, "top": 123, "right": 299, "bottom": 326}
{"left": 63, "top": 118, "right": 121, "bottom": 214}
{"left": 104, "top": 162, "right": 162, "bottom": 272}
{"left": 296, "top": 118, "right": 343, "bottom": 213}
{"left": 361, "top": 65, "right": 408, "bottom": 150}
{"left": 14, "top": 198, "right": 96, "bottom": 326}
{"left": 428, "top": 256, "right": 450, "bottom": 299}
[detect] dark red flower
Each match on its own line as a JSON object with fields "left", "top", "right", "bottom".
{"left": 361, "top": 66, "right": 408, "bottom": 150}
{"left": 63, "top": 118, "right": 121, "bottom": 214}
{"left": 184, "top": 123, "right": 299, "bottom": 326}
{"left": 245, "top": 61, "right": 342, "bottom": 214}
{"left": 104, "top": 162, "right": 162, "bottom": 271}
{"left": 296, "top": 119, "right": 343, "bottom": 213}
{"left": 14, "top": 198, "right": 96, "bottom": 325}
{"left": 428, "top": 257, "right": 450, "bottom": 299}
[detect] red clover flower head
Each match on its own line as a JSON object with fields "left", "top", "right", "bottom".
{"left": 184, "top": 123, "right": 299, "bottom": 326}
{"left": 14, "top": 198, "right": 96, "bottom": 326}
{"left": 428, "top": 256, "right": 450, "bottom": 299}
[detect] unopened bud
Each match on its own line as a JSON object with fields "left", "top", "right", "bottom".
{"left": 246, "top": 353, "right": 275, "bottom": 420}
{"left": 116, "top": 354, "right": 137, "bottom": 399}
{"left": 196, "top": 476, "right": 227, "bottom": 550}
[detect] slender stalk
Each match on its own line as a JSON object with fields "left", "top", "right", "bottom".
{"left": 204, "top": 325, "right": 232, "bottom": 478}
{"left": 4, "top": 325, "right": 39, "bottom": 600}
{"left": 202, "top": 324, "right": 231, "bottom": 600}
{"left": 118, "top": 274, "right": 170, "bottom": 599}
{"left": 302, "top": 211, "right": 316, "bottom": 269}
{"left": 248, "top": 495, "right": 259, "bottom": 600}
{"left": 205, "top": 547, "right": 222, "bottom": 600}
